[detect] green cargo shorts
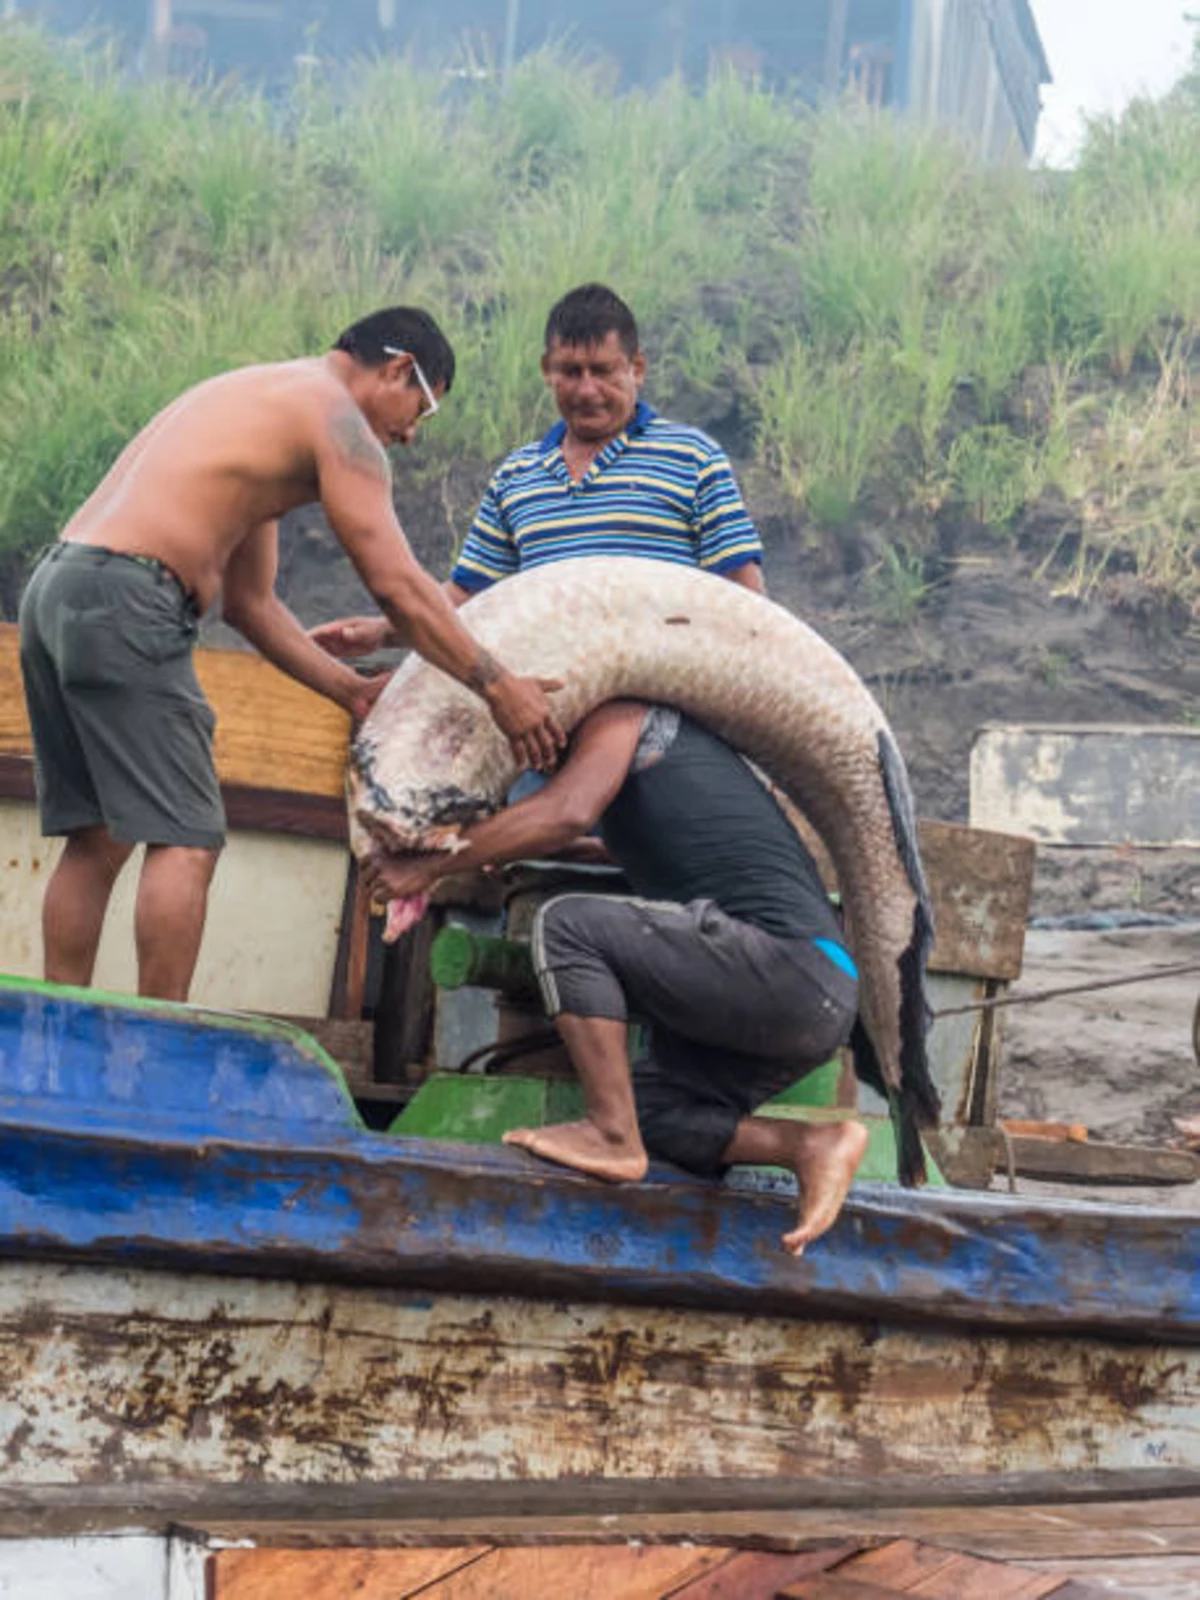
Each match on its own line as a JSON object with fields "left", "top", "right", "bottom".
{"left": 18, "top": 542, "right": 225, "bottom": 849}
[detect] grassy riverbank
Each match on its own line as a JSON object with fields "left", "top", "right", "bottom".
{"left": 1, "top": 25, "right": 1196, "bottom": 606}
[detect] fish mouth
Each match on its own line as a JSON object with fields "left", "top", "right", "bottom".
{"left": 348, "top": 769, "right": 496, "bottom": 863}
{"left": 354, "top": 809, "right": 466, "bottom": 860}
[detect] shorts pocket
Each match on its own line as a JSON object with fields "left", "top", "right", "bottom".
{"left": 59, "top": 586, "right": 195, "bottom": 688}
{"left": 58, "top": 605, "right": 133, "bottom": 690}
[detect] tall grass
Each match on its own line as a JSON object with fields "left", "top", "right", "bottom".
{"left": 1, "top": 23, "right": 1197, "bottom": 606}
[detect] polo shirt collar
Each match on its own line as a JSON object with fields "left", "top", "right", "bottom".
{"left": 538, "top": 400, "right": 657, "bottom": 454}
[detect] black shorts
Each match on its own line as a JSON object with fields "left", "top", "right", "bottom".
{"left": 18, "top": 543, "right": 225, "bottom": 849}
{"left": 532, "top": 894, "right": 858, "bottom": 1176}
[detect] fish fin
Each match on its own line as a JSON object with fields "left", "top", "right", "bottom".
{"left": 879, "top": 730, "right": 942, "bottom": 1170}
{"left": 848, "top": 1016, "right": 888, "bottom": 1102}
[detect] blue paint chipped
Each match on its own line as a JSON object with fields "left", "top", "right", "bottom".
{"left": 0, "top": 977, "right": 1198, "bottom": 1344}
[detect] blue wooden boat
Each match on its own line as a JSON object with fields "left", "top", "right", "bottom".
{"left": 1, "top": 970, "right": 1198, "bottom": 1535}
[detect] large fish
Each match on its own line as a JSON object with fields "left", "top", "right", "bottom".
{"left": 350, "top": 557, "right": 941, "bottom": 1184}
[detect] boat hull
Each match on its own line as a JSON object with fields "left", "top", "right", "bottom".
{"left": 2, "top": 1255, "right": 1199, "bottom": 1507}
{"left": 2, "top": 976, "right": 1199, "bottom": 1510}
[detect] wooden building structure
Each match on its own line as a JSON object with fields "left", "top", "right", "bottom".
{"left": 15, "top": 0, "right": 1050, "bottom": 158}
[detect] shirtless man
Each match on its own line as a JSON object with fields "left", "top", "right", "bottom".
{"left": 18, "top": 306, "right": 563, "bottom": 1003}
{"left": 362, "top": 700, "right": 868, "bottom": 1256}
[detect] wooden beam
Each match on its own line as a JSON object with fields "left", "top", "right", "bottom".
{"left": 208, "top": 1546, "right": 486, "bottom": 1599}
{"left": 328, "top": 858, "right": 373, "bottom": 1020}
{"left": 0, "top": 625, "right": 351, "bottom": 799}
{"left": 1009, "top": 1137, "right": 1200, "bottom": 1187}
{"left": 0, "top": 755, "right": 347, "bottom": 841}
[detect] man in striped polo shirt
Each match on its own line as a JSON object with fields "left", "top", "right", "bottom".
{"left": 311, "top": 284, "right": 765, "bottom": 661}
{"left": 446, "top": 282, "right": 766, "bottom": 601}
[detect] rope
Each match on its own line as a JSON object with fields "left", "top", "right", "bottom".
{"left": 934, "top": 960, "right": 1200, "bottom": 1019}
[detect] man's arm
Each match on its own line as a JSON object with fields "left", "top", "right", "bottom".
{"left": 725, "top": 561, "right": 766, "bottom": 595}
{"left": 308, "top": 577, "right": 471, "bottom": 659}
{"left": 314, "top": 396, "right": 563, "bottom": 769}
{"left": 694, "top": 445, "right": 767, "bottom": 590}
{"left": 362, "top": 702, "right": 647, "bottom": 903}
{"left": 222, "top": 521, "right": 386, "bottom": 720}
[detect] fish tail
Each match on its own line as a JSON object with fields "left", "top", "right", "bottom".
{"left": 878, "top": 730, "right": 942, "bottom": 1184}
{"left": 849, "top": 1017, "right": 931, "bottom": 1188}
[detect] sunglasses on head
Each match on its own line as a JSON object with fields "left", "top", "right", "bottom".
{"left": 382, "top": 346, "right": 440, "bottom": 417}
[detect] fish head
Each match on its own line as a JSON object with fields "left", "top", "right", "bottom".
{"left": 345, "top": 661, "right": 515, "bottom": 861}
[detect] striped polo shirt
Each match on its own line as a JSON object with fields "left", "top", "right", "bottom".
{"left": 451, "top": 401, "right": 763, "bottom": 592}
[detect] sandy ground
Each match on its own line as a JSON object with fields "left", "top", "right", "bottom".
{"left": 992, "top": 920, "right": 1200, "bottom": 1209}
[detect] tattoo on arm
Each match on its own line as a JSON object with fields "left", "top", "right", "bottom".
{"left": 466, "top": 649, "right": 503, "bottom": 693}
{"left": 329, "top": 401, "right": 390, "bottom": 483}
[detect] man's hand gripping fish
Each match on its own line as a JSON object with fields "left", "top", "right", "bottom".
{"left": 349, "top": 557, "right": 941, "bottom": 1184}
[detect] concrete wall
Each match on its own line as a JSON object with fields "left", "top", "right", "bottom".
{"left": 970, "top": 724, "right": 1200, "bottom": 848}
{"left": 0, "top": 799, "right": 347, "bottom": 1013}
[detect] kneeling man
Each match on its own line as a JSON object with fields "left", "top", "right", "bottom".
{"left": 365, "top": 702, "right": 868, "bottom": 1255}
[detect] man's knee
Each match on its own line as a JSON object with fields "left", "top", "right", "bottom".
{"left": 140, "top": 845, "right": 221, "bottom": 902}
{"left": 533, "top": 894, "right": 628, "bottom": 1020}
{"left": 60, "top": 826, "right": 134, "bottom": 881}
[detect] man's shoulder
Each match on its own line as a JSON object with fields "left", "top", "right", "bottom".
{"left": 637, "top": 414, "right": 728, "bottom": 462}
{"left": 489, "top": 437, "right": 555, "bottom": 482}
{"left": 206, "top": 359, "right": 349, "bottom": 436}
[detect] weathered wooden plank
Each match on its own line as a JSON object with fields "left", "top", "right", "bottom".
{"left": 0, "top": 626, "right": 32, "bottom": 757}
{"left": 221, "top": 784, "right": 346, "bottom": 840}
{"left": 779, "top": 1576, "right": 904, "bottom": 1599}
{"left": 413, "top": 1544, "right": 728, "bottom": 1598}
{"left": 916, "top": 823, "right": 1035, "bottom": 982}
{"left": 1002, "top": 1122, "right": 1089, "bottom": 1143}
{"left": 8, "top": 1095, "right": 1200, "bottom": 1343}
{"left": 939, "top": 1524, "right": 1200, "bottom": 1560}
{"left": 836, "top": 1539, "right": 957, "bottom": 1586}
{"left": 921, "top": 1127, "right": 1003, "bottom": 1190}
{"left": 0, "top": 753, "right": 348, "bottom": 840}
{"left": 841, "top": 1538, "right": 1062, "bottom": 1597}
{"left": 0, "top": 625, "right": 350, "bottom": 798}
{"left": 185, "top": 1491, "right": 1200, "bottom": 1555}
{"left": 167, "top": 1497, "right": 1200, "bottom": 1558}
{"left": 1010, "top": 1136, "right": 1200, "bottom": 1186}
{"left": 1021, "top": 1554, "right": 1200, "bottom": 1593}
{"left": 328, "top": 863, "right": 373, "bottom": 1021}
{"left": 664, "top": 1548, "right": 858, "bottom": 1598}
{"left": 1032, "top": 1585, "right": 1121, "bottom": 1600}
{"left": 12, "top": 1485, "right": 1200, "bottom": 1543}
{"left": 209, "top": 1546, "right": 486, "bottom": 1599}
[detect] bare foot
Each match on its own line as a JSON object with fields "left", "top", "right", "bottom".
{"left": 781, "top": 1120, "right": 869, "bottom": 1258}
{"left": 503, "top": 1119, "right": 649, "bottom": 1183}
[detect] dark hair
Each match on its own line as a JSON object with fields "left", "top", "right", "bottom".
{"left": 332, "top": 307, "right": 455, "bottom": 392}
{"left": 544, "top": 283, "right": 639, "bottom": 359}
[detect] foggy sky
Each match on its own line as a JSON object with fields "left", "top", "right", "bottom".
{"left": 1032, "top": 0, "right": 1196, "bottom": 164}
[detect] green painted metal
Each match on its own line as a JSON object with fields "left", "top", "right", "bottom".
{"left": 429, "top": 926, "right": 537, "bottom": 996}
{"left": 390, "top": 1073, "right": 553, "bottom": 1142}
{"left": 389, "top": 1073, "right": 944, "bottom": 1185}
{"left": 768, "top": 1058, "right": 843, "bottom": 1108}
